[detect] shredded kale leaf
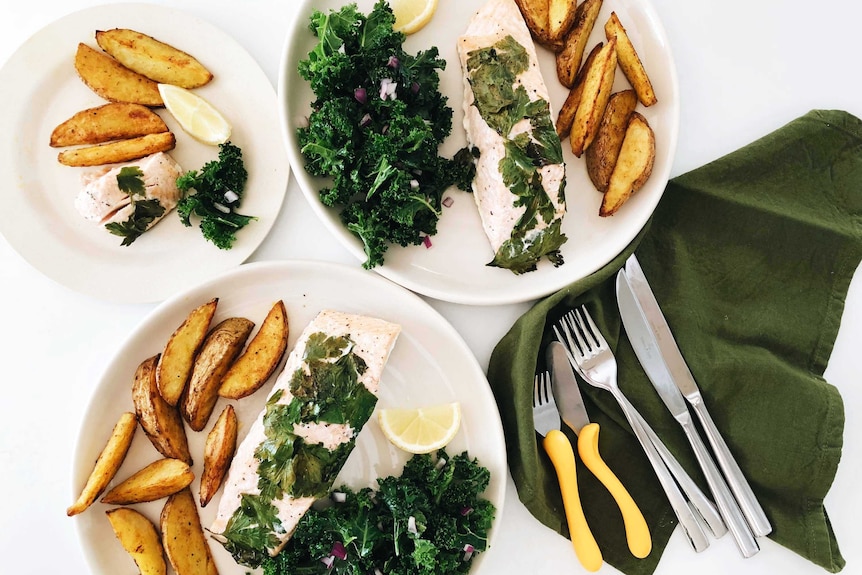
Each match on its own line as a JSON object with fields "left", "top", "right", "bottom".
{"left": 176, "top": 141, "right": 256, "bottom": 249}
{"left": 261, "top": 450, "right": 496, "bottom": 575}
{"left": 297, "top": 1, "right": 475, "bottom": 269}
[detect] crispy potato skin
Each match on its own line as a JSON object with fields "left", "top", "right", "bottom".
{"left": 133, "top": 354, "right": 193, "bottom": 465}
{"left": 181, "top": 317, "right": 254, "bottom": 432}
{"left": 555, "top": 0, "right": 604, "bottom": 87}
{"left": 161, "top": 488, "right": 219, "bottom": 575}
{"left": 67, "top": 412, "right": 137, "bottom": 516}
{"left": 57, "top": 131, "right": 175, "bottom": 167}
{"left": 605, "top": 12, "right": 657, "bottom": 106}
{"left": 74, "top": 43, "right": 163, "bottom": 106}
{"left": 570, "top": 36, "right": 617, "bottom": 157}
{"left": 218, "top": 300, "right": 289, "bottom": 400}
{"left": 101, "top": 458, "right": 194, "bottom": 505}
{"left": 585, "top": 89, "right": 638, "bottom": 191}
{"left": 556, "top": 41, "right": 603, "bottom": 140}
{"left": 106, "top": 508, "right": 168, "bottom": 575}
{"left": 548, "top": 0, "right": 579, "bottom": 44}
{"left": 600, "top": 111, "right": 655, "bottom": 216}
{"left": 50, "top": 102, "right": 167, "bottom": 147}
{"left": 157, "top": 298, "right": 219, "bottom": 406}
{"left": 95, "top": 28, "right": 213, "bottom": 89}
{"left": 199, "top": 405, "right": 238, "bottom": 507}
{"left": 514, "top": 0, "right": 561, "bottom": 49}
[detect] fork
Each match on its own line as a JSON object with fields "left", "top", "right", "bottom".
{"left": 533, "top": 372, "right": 602, "bottom": 572}
{"left": 555, "top": 307, "right": 718, "bottom": 553}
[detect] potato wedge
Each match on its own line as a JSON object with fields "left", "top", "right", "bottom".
{"left": 585, "top": 89, "right": 638, "bottom": 191}
{"left": 96, "top": 28, "right": 213, "bottom": 89}
{"left": 555, "top": 0, "right": 603, "bottom": 88}
{"left": 67, "top": 412, "right": 137, "bottom": 516}
{"left": 50, "top": 103, "right": 168, "bottom": 147}
{"left": 570, "top": 36, "right": 617, "bottom": 157}
{"left": 548, "top": 0, "right": 579, "bottom": 44}
{"left": 514, "top": 0, "right": 556, "bottom": 48}
{"left": 161, "top": 488, "right": 219, "bottom": 575}
{"left": 600, "top": 111, "right": 655, "bottom": 216}
{"left": 101, "top": 458, "right": 194, "bottom": 505}
{"left": 181, "top": 317, "right": 254, "bottom": 431}
{"left": 199, "top": 405, "right": 238, "bottom": 507}
{"left": 106, "top": 508, "right": 168, "bottom": 575}
{"left": 605, "top": 12, "right": 657, "bottom": 106}
{"left": 133, "top": 354, "right": 193, "bottom": 465}
{"left": 218, "top": 300, "right": 288, "bottom": 399}
{"left": 556, "top": 41, "right": 602, "bottom": 140}
{"left": 157, "top": 298, "right": 219, "bottom": 406}
{"left": 57, "top": 131, "right": 176, "bottom": 167}
{"left": 74, "top": 43, "right": 163, "bottom": 106}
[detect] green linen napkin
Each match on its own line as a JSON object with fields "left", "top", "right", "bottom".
{"left": 488, "top": 109, "right": 862, "bottom": 574}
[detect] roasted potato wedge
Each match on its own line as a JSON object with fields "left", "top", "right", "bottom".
{"left": 218, "top": 300, "right": 288, "bottom": 399}
{"left": 133, "top": 354, "right": 193, "bottom": 465}
{"left": 57, "top": 131, "right": 176, "bottom": 167}
{"left": 548, "top": 0, "right": 579, "bottom": 43}
{"left": 555, "top": 0, "right": 603, "bottom": 88}
{"left": 67, "top": 412, "right": 137, "bottom": 516}
{"left": 101, "top": 458, "right": 194, "bottom": 505}
{"left": 50, "top": 103, "right": 168, "bottom": 147}
{"left": 556, "top": 41, "right": 602, "bottom": 140}
{"left": 74, "top": 43, "right": 163, "bottom": 106}
{"left": 106, "top": 507, "right": 168, "bottom": 575}
{"left": 95, "top": 28, "right": 213, "bottom": 89}
{"left": 600, "top": 111, "right": 655, "bottom": 216}
{"left": 199, "top": 405, "right": 238, "bottom": 507}
{"left": 157, "top": 298, "right": 219, "bottom": 406}
{"left": 161, "top": 488, "right": 219, "bottom": 575}
{"left": 181, "top": 317, "right": 254, "bottom": 431}
{"left": 570, "top": 36, "right": 617, "bottom": 157}
{"left": 585, "top": 89, "right": 638, "bottom": 191}
{"left": 514, "top": 0, "right": 556, "bottom": 48}
{"left": 605, "top": 12, "right": 657, "bottom": 106}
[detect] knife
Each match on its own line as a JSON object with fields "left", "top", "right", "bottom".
{"left": 547, "top": 341, "right": 652, "bottom": 559}
{"left": 617, "top": 270, "right": 760, "bottom": 558}
{"left": 624, "top": 254, "right": 773, "bottom": 538}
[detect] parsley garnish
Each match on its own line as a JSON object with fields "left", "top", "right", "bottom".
{"left": 104, "top": 166, "right": 165, "bottom": 246}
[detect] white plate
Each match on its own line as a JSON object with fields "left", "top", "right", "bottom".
{"left": 280, "top": 0, "right": 679, "bottom": 306}
{"left": 0, "top": 3, "right": 289, "bottom": 303}
{"left": 71, "top": 260, "right": 507, "bottom": 574}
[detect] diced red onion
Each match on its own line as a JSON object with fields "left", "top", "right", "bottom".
{"left": 379, "top": 78, "right": 398, "bottom": 100}
{"left": 387, "top": 55, "right": 400, "bottom": 68}
{"left": 407, "top": 515, "right": 418, "bottom": 535}
{"left": 411, "top": 81, "right": 420, "bottom": 94}
{"left": 374, "top": 569, "right": 384, "bottom": 575}
{"left": 442, "top": 196, "right": 454, "bottom": 208}
{"left": 410, "top": 179, "right": 419, "bottom": 190}
{"left": 382, "top": 124, "right": 389, "bottom": 134}
{"left": 223, "top": 190, "right": 239, "bottom": 204}
{"left": 331, "top": 491, "right": 347, "bottom": 503}
{"left": 460, "top": 506, "right": 473, "bottom": 516}
{"left": 321, "top": 555, "right": 335, "bottom": 569}
{"left": 422, "top": 235, "right": 432, "bottom": 249}
{"left": 359, "top": 113, "right": 372, "bottom": 128}
{"left": 331, "top": 541, "right": 348, "bottom": 560}
{"left": 354, "top": 87, "right": 367, "bottom": 104}
{"left": 462, "top": 544, "right": 475, "bottom": 561}
{"left": 213, "top": 202, "right": 231, "bottom": 214}
{"left": 435, "top": 457, "right": 447, "bottom": 470}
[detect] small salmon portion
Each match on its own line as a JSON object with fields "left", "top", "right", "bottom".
{"left": 74, "top": 151, "right": 182, "bottom": 227}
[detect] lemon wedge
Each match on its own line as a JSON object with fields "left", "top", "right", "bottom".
{"left": 378, "top": 402, "right": 461, "bottom": 454}
{"left": 157, "top": 83, "right": 231, "bottom": 145}
{"left": 390, "top": 0, "right": 439, "bottom": 35}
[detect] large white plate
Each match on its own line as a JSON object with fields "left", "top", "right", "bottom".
{"left": 280, "top": 0, "right": 678, "bottom": 306}
{"left": 0, "top": 3, "right": 289, "bottom": 303}
{"left": 71, "top": 260, "right": 507, "bottom": 574}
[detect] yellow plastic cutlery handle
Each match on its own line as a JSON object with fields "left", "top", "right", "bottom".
{"left": 577, "top": 422, "right": 652, "bottom": 559}
{"left": 543, "top": 429, "right": 602, "bottom": 572}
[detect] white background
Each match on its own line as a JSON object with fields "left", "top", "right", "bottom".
{"left": 0, "top": 1, "right": 858, "bottom": 574}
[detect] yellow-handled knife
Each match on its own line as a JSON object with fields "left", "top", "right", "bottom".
{"left": 546, "top": 341, "right": 652, "bottom": 559}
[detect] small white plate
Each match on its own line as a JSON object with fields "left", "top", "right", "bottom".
{"left": 280, "top": 0, "right": 678, "bottom": 305}
{"left": 0, "top": 3, "right": 289, "bottom": 303}
{"left": 71, "top": 260, "right": 507, "bottom": 574}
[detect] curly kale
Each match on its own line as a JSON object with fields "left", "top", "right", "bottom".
{"left": 261, "top": 450, "right": 496, "bottom": 575}
{"left": 297, "top": 1, "right": 475, "bottom": 268}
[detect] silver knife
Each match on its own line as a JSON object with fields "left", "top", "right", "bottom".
{"left": 624, "top": 254, "right": 773, "bottom": 538}
{"left": 617, "top": 270, "right": 760, "bottom": 558}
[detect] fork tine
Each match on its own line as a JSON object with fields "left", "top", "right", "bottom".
{"left": 577, "top": 305, "right": 604, "bottom": 349}
{"left": 533, "top": 374, "right": 540, "bottom": 407}
{"left": 566, "top": 310, "right": 593, "bottom": 355}
{"left": 540, "top": 372, "right": 551, "bottom": 404}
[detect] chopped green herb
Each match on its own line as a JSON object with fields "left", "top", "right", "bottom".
{"left": 104, "top": 166, "right": 165, "bottom": 246}
{"left": 116, "top": 166, "right": 146, "bottom": 196}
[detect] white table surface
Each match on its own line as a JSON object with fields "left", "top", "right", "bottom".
{"left": 0, "top": 1, "right": 859, "bottom": 574}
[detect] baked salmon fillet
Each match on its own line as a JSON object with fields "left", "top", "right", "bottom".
{"left": 211, "top": 309, "right": 401, "bottom": 565}
{"left": 458, "top": 0, "right": 567, "bottom": 274}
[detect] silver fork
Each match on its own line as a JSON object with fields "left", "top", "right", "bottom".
{"left": 555, "top": 307, "right": 722, "bottom": 553}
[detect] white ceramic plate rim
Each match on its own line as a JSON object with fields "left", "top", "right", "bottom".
{"left": 70, "top": 259, "right": 507, "bottom": 575}
{"left": 0, "top": 3, "right": 290, "bottom": 303}
{"left": 279, "top": 0, "right": 679, "bottom": 306}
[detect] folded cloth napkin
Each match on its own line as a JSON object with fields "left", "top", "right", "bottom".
{"left": 487, "top": 109, "right": 862, "bottom": 574}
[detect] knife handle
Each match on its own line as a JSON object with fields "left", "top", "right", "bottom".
{"left": 577, "top": 423, "right": 652, "bottom": 558}
{"left": 543, "top": 429, "right": 602, "bottom": 572}
{"left": 690, "top": 397, "right": 773, "bottom": 537}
